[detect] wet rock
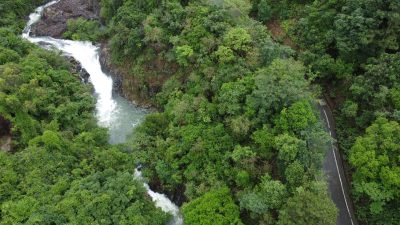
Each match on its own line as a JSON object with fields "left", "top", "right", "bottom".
{"left": 80, "top": 68, "right": 90, "bottom": 84}
{"left": 99, "top": 43, "right": 155, "bottom": 110}
{"left": 99, "top": 43, "right": 124, "bottom": 96}
{"left": 66, "top": 56, "right": 90, "bottom": 84}
{"left": 31, "top": 0, "right": 100, "bottom": 38}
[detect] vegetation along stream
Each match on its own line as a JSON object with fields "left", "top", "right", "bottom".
{"left": 22, "top": 1, "right": 183, "bottom": 224}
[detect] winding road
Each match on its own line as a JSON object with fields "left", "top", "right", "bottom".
{"left": 319, "top": 100, "right": 358, "bottom": 225}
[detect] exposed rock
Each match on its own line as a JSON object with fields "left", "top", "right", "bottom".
{"left": 99, "top": 43, "right": 155, "bottom": 109}
{"left": 80, "top": 68, "right": 90, "bottom": 84}
{"left": 99, "top": 43, "right": 124, "bottom": 96}
{"left": 66, "top": 56, "right": 90, "bottom": 84}
{"left": 99, "top": 42, "right": 171, "bottom": 110}
{"left": 31, "top": 0, "right": 100, "bottom": 38}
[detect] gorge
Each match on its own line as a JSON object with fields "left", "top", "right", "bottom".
{"left": 22, "top": 1, "right": 182, "bottom": 224}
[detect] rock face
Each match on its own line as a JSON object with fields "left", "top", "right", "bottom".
{"left": 99, "top": 43, "right": 124, "bottom": 96}
{"left": 66, "top": 56, "right": 90, "bottom": 84}
{"left": 31, "top": 0, "right": 100, "bottom": 38}
{"left": 99, "top": 43, "right": 155, "bottom": 109}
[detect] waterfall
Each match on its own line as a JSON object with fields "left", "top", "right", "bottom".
{"left": 22, "top": 1, "right": 146, "bottom": 144}
{"left": 23, "top": 2, "right": 183, "bottom": 224}
{"left": 135, "top": 169, "right": 183, "bottom": 225}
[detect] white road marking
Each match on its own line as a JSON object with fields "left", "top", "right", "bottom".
{"left": 332, "top": 145, "right": 355, "bottom": 225}
{"left": 321, "top": 104, "right": 355, "bottom": 225}
{"left": 323, "top": 109, "right": 331, "bottom": 129}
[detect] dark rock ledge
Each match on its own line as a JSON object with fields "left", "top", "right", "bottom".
{"left": 31, "top": 0, "right": 100, "bottom": 38}
{"left": 66, "top": 56, "right": 90, "bottom": 84}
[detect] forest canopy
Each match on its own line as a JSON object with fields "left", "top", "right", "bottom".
{"left": 96, "top": 0, "right": 337, "bottom": 224}
{"left": 1, "top": 0, "right": 336, "bottom": 224}
{"left": 2, "top": 0, "right": 398, "bottom": 224}
{"left": 251, "top": 0, "right": 400, "bottom": 224}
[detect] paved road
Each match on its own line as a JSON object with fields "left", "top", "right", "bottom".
{"left": 319, "top": 100, "right": 358, "bottom": 225}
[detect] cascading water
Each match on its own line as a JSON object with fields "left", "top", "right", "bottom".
{"left": 23, "top": 0, "right": 145, "bottom": 145}
{"left": 135, "top": 169, "right": 183, "bottom": 225}
{"left": 23, "top": 1, "right": 183, "bottom": 224}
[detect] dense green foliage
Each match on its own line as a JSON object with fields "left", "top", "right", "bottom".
{"left": 0, "top": 0, "right": 47, "bottom": 33}
{"left": 97, "top": 0, "right": 337, "bottom": 224}
{"left": 182, "top": 187, "right": 243, "bottom": 225}
{"left": 252, "top": 0, "right": 400, "bottom": 224}
{"left": 0, "top": 26, "right": 168, "bottom": 225}
{"left": 6, "top": 0, "right": 398, "bottom": 224}
{"left": 63, "top": 17, "right": 104, "bottom": 42}
{"left": 278, "top": 182, "right": 338, "bottom": 225}
{"left": 251, "top": 0, "right": 310, "bottom": 22}
{"left": 349, "top": 118, "right": 400, "bottom": 224}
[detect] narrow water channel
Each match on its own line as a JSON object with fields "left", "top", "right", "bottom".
{"left": 22, "top": 1, "right": 183, "bottom": 224}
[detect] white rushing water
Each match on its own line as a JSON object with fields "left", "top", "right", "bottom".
{"left": 135, "top": 169, "right": 183, "bottom": 225}
{"left": 23, "top": 1, "right": 183, "bottom": 224}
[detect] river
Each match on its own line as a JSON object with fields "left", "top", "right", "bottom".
{"left": 22, "top": 1, "right": 183, "bottom": 224}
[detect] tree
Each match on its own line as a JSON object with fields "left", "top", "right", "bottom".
{"left": 1, "top": 197, "right": 39, "bottom": 224}
{"left": 182, "top": 187, "right": 243, "bottom": 225}
{"left": 240, "top": 174, "right": 286, "bottom": 214}
{"left": 247, "top": 58, "right": 311, "bottom": 121}
{"left": 349, "top": 117, "right": 400, "bottom": 224}
{"left": 0, "top": 46, "right": 20, "bottom": 64}
{"left": 217, "top": 76, "right": 254, "bottom": 116}
{"left": 274, "top": 100, "right": 317, "bottom": 135}
{"left": 100, "top": 0, "right": 124, "bottom": 22}
{"left": 278, "top": 186, "right": 338, "bottom": 225}
{"left": 228, "top": 115, "right": 251, "bottom": 139}
{"left": 210, "top": 0, "right": 252, "bottom": 19}
{"left": 223, "top": 27, "right": 252, "bottom": 52}
{"left": 251, "top": 125, "right": 274, "bottom": 159}
{"left": 349, "top": 53, "right": 400, "bottom": 125}
{"left": 284, "top": 160, "right": 305, "bottom": 189}
{"left": 334, "top": 0, "right": 400, "bottom": 61}
{"left": 274, "top": 133, "right": 306, "bottom": 165}
{"left": 215, "top": 45, "right": 235, "bottom": 63}
{"left": 175, "top": 45, "right": 194, "bottom": 66}
{"left": 63, "top": 17, "right": 103, "bottom": 42}
{"left": 257, "top": 0, "right": 273, "bottom": 22}
{"left": 0, "top": 23, "right": 169, "bottom": 225}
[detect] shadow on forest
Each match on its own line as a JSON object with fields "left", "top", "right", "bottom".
{"left": 0, "top": 115, "right": 12, "bottom": 152}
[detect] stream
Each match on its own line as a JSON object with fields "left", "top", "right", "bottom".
{"left": 22, "top": 1, "right": 183, "bottom": 224}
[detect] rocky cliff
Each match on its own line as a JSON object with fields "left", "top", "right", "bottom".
{"left": 31, "top": 0, "right": 100, "bottom": 38}
{"left": 98, "top": 43, "right": 155, "bottom": 109}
